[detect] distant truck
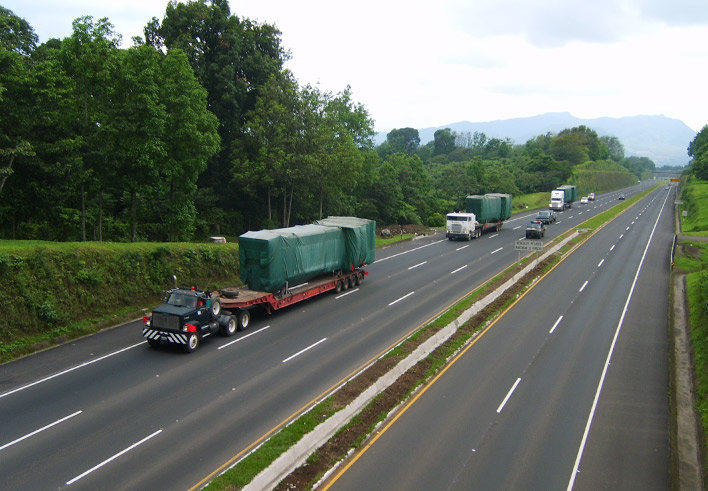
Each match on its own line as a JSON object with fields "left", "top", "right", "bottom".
{"left": 446, "top": 193, "right": 512, "bottom": 240}
{"left": 143, "top": 217, "right": 375, "bottom": 352}
{"left": 549, "top": 185, "right": 577, "bottom": 211}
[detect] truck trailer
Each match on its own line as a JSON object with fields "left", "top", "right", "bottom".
{"left": 142, "top": 217, "right": 375, "bottom": 352}
{"left": 446, "top": 193, "right": 512, "bottom": 240}
{"left": 549, "top": 185, "right": 577, "bottom": 211}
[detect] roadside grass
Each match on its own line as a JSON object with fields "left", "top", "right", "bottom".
{"left": 512, "top": 192, "right": 548, "bottom": 211}
{"left": 681, "top": 178, "right": 708, "bottom": 236}
{"left": 375, "top": 233, "right": 415, "bottom": 248}
{"left": 676, "top": 177, "right": 708, "bottom": 472}
{"left": 207, "top": 191, "right": 634, "bottom": 490}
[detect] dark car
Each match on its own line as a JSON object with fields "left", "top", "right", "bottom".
{"left": 618, "top": 194, "right": 625, "bottom": 200}
{"left": 535, "top": 210, "right": 556, "bottom": 224}
{"left": 525, "top": 220, "right": 546, "bottom": 239}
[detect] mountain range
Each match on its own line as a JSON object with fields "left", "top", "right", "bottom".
{"left": 374, "top": 112, "right": 698, "bottom": 167}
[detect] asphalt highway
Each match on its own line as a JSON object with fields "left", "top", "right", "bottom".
{"left": 0, "top": 182, "right": 661, "bottom": 490}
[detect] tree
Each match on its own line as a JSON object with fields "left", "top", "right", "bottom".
{"left": 432, "top": 128, "right": 456, "bottom": 156}
{"left": 158, "top": 49, "right": 221, "bottom": 240}
{"left": 105, "top": 44, "right": 166, "bottom": 242}
{"left": 386, "top": 127, "right": 420, "bottom": 155}
{"left": 59, "top": 16, "right": 121, "bottom": 240}
{"left": 0, "top": 7, "right": 38, "bottom": 56}
{"left": 601, "top": 135, "right": 624, "bottom": 161}
{"left": 149, "top": 0, "right": 286, "bottom": 230}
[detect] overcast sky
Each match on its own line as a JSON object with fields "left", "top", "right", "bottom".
{"left": 4, "top": 0, "right": 708, "bottom": 134}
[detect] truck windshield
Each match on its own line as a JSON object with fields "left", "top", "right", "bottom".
{"left": 447, "top": 216, "right": 470, "bottom": 222}
{"left": 167, "top": 292, "right": 198, "bottom": 308}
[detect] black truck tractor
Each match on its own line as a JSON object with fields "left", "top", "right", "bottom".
{"left": 142, "top": 285, "right": 238, "bottom": 353}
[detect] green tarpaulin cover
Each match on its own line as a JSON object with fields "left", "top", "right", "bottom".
{"left": 239, "top": 217, "right": 375, "bottom": 293}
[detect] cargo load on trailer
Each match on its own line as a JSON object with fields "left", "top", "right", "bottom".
{"left": 465, "top": 193, "right": 512, "bottom": 222}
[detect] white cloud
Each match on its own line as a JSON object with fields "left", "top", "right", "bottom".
{"left": 3, "top": 0, "right": 708, "bottom": 133}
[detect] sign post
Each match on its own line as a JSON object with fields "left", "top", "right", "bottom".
{"left": 515, "top": 239, "right": 544, "bottom": 266}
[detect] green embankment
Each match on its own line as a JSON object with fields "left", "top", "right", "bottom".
{"left": 0, "top": 242, "right": 240, "bottom": 362}
{"left": 676, "top": 176, "right": 708, "bottom": 471}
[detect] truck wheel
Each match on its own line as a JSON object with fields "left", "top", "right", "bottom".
{"left": 342, "top": 277, "right": 349, "bottom": 290}
{"left": 211, "top": 298, "right": 222, "bottom": 318}
{"left": 335, "top": 281, "right": 343, "bottom": 293}
{"left": 221, "top": 315, "right": 237, "bottom": 336}
{"left": 184, "top": 333, "right": 200, "bottom": 353}
{"left": 147, "top": 338, "right": 161, "bottom": 349}
{"left": 237, "top": 310, "right": 250, "bottom": 331}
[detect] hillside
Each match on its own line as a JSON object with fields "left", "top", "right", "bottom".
{"left": 375, "top": 112, "right": 697, "bottom": 166}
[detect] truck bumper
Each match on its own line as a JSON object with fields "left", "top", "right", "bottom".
{"left": 143, "top": 328, "right": 188, "bottom": 346}
{"left": 446, "top": 233, "right": 470, "bottom": 240}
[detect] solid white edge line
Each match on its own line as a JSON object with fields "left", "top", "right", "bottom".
{"left": 0, "top": 410, "right": 82, "bottom": 451}
{"left": 389, "top": 291, "right": 415, "bottom": 306}
{"left": 282, "top": 338, "right": 327, "bottom": 363}
{"left": 66, "top": 429, "right": 163, "bottom": 485}
{"left": 497, "top": 378, "right": 521, "bottom": 413}
{"left": 567, "top": 189, "right": 670, "bottom": 490}
{"left": 550, "top": 315, "right": 563, "bottom": 334}
{"left": 0, "top": 343, "right": 144, "bottom": 400}
{"left": 218, "top": 326, "right": 270, "bottom": 350}
{"left": 451, "top": 265, "right": 468, "bottom": 274}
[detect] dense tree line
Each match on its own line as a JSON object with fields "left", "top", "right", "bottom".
{"left": 1, "top": 1, "right": 657, "bottom": 242}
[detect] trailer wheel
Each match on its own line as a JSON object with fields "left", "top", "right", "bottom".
{"left": 211, "top": 298, "right": 222, "bottom": 318}
{"left": 343, "top": 277, "right": 350, "bottom": 290}
{"left": 358, "top": 272, "right": 364, "bottom": 284}
{"left": 221, "top": 315, "right": 237, "bottom": 336}
{"left": 237, "top": 310, "right": 250, "bottom": 331}
{"left": 335, "top": 281, "right": 343, "bottom": 293}
{"left": 184, "top": 333, "right": 200, "bottom": 353}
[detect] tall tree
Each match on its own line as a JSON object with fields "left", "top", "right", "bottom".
{"left": 59, "top": 16, "right": 121, "bottom": 240}
{"left": 158, "top": 48, "right": 221, "bottom": 240}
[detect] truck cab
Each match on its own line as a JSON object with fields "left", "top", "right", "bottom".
{"left": 142, "top": 286, "right": 236, "bottom": 352}
{"left": 446, "top": 213, "right": 479, "bottom": 240}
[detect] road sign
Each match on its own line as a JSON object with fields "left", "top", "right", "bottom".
{"left": 515, "top": 239, "right": 544, "bottom": 251}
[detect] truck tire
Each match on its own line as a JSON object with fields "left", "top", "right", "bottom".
{"left": 221, "top": 315, "right": 237, "bottom": 336}
{"left": 335, "top": 280, "right": 343, "bottom": 293}
{"left": 342, "top": 277, "right": 349, "bottom": 290}
{"left": 211, "top": 298, "right": 222, "bottom": 318}
{"left": 147, "top": 338, "right": 161, "bottom": 349}
{"left": 184, "top": 333, "right": 200, "bottom": 353}
{"left": 237, "top": 310, "right": 250, "bottom": 331}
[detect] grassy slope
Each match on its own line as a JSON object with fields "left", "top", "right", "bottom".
{"left": 677, "top": 176, "right": 708, "bottom": 469}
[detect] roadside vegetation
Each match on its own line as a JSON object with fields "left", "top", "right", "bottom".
{"left": 676, "top": 175, "right": 708, "bottom": 472}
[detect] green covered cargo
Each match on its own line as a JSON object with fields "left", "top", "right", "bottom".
{"left": 238, "top": 217, "right": 376, "bottom": 293}
{"left": 465, "top": 194, "right": 512, "bottom": 223}
{"left": 315, "top": 216, "right": 376, "bottom": 268}
{"left": 558, "top": 185, "right": 577, "bottom": 203}
{"left": 487, "top": 193, "right": 513, "bottom": 220}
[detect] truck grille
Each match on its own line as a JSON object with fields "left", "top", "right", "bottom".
{"left": 152, "top": 313, "right": 181, "bottom": 330}
{"left": 451, "top": 224, "right": 462, "bottom": 233}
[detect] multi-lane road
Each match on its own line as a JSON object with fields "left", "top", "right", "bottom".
{"left": 0, "top": 182, "right": 670, "bottom": 490}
